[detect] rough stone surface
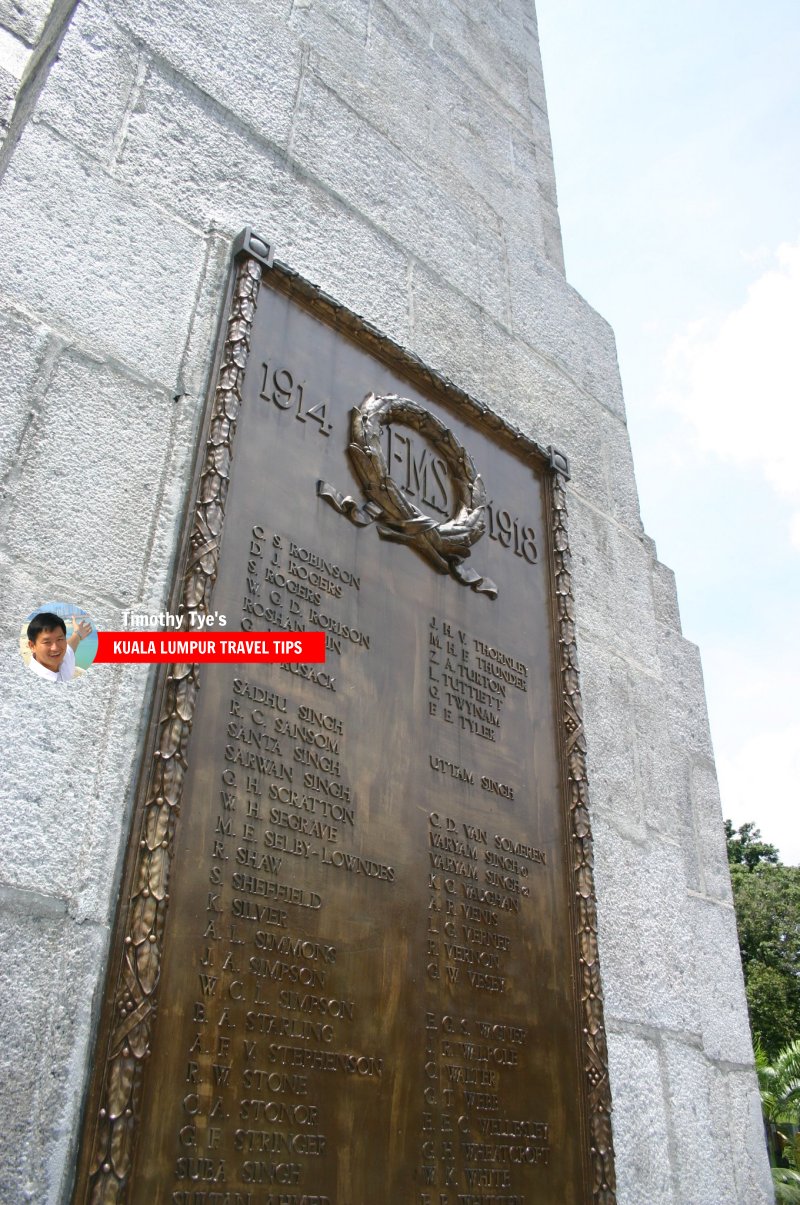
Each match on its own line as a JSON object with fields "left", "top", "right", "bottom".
{"left": 0, "top": 638, "right": 112, "bottom": 902}
{"left": 0, "top": 308, "right": 51, "bottom": 480}
{"left": 114, "top": 64, "right": 412, "bottom": 346}
{"left": 505, "top": 232, "right": 627, "bottom": 419}
{"left": 0, "top": 900, "right": 108, "bottom": 1205}
{"left": 578, "top": 640, "right": 645, "bottom": 836}
{"left": 291, "top": 67, "right": 509, "bottom": 319}
{"left": 0, "top": 23, "right": 31, "bottom": 146}
{"left": 710, "top": 1066, "right": 775, "bottom": 1204}
{"left": 3, "top": 350, "right": 185, "bottom": 601}
{"left": 578, "top": 637, "right": 684, "bottom": 844}
{"left": 33, "top": 0, "right": 139, "bottom": 162}
{"left": 105, "top": 0, "right": 302, "bottom": 153}
{"left": 570, "top": 493, "right": 661, "bottom": 673}
{"left": 689, "top": 759, "right": 736, "bottom": 903}
{"left": 606, "top": 1030, "right": 676, "bottom": 1205}
{"left": 409, "top": 261, "right": 618, "bottom": 517}
{"left": 658, "top": 627, "right": 717, "bottom": 761}
{"left": 0, "top": 0, "right": 54, "bottom": 45}
{"left": 592, "top": 815, "right": 699, "bottom": 1035}
{"left": 0, "top": 58, "right": 16, "bottom": 125}
{"left": 0, "top": 0, "right": 769, "bottom": 1201}
{"left": 687, "top": 893, "right": 758, "bottom": 1065}
{"left": 0, "top": 123, "right": 206, "bottom": 382}
{"left": 308, "top": 26, "right": 525, "bottom": 229}
{"left": 652, "top": 558, "right": 683, "bottom": 632}
{"left": 661, "top": 1037, "right": 740, "bottom": 1205}
{"left": 602, "top": 407, "right": 645, "bottom": 531}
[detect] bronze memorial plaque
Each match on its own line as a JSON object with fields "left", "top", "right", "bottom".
{"left": 75, "top": 233, "right": 615, "bottom": 1205}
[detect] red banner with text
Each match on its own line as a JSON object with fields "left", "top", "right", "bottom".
{"left": 94, "top": 631, "right": 326, "bottom": 663}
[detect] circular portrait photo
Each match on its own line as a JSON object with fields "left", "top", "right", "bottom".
{"left": 20, "top": 602, "right": 98, "bottom": 683}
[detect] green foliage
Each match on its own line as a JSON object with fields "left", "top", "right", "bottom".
{"left": 746, "top": 963, "right": 797, "bottom": 1061}
{"left": 730, "top": 860, "right": 800, "bottom": 1058}
{"left": 725, "top": 821, "right": 800, "bottom": 1059}
{"left": 728, "top": 823, "right": 800, "bottom": 1193}
{"left": 756, "top": 1040, "right": 800, "bottom": 1203}
{"left": 725, "top": 819, "right": 780, "bottom": 870}
{"left": 772, "top": 1168, "right": 800, "bottom": 1205}
{"left": 757, "top": 1038, "right": 800, "bottom": 1124}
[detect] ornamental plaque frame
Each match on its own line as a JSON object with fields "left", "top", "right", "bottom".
{"left": 73, "top": 229, "right": 616, "bottom": 1205}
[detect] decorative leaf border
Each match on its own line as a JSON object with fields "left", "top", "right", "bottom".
{"left": 73, "top": 232, "right": 616, "bottom": 1203}
{"left": 550, "top": 472, "right": 616, "bottom": 1203}
{"left": 74, "top": 253, "right": 263, "bottom": 1205}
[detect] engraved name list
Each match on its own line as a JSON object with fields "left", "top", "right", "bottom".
{"left": 75, "top": 248, "right": 614, "bottom": 1205}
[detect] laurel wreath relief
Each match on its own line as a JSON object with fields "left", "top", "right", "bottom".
{"left": 318, "top": 393, "right": 498, "bottom": 598}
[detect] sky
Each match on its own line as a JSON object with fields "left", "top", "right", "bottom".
{"left": 535, "top": 0, "right": 800, "bottom": 865}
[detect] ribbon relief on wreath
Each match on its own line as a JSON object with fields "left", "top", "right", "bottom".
{"left": 318, "top": 393, "right": 498, "bottom": 599}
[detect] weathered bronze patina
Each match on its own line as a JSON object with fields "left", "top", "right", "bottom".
{"left": 74, "top": 232, "right": 615, "bottom": 1204}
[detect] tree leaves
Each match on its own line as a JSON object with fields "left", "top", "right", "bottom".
{"left": 725, "top": 819, "right": 780, "bottom": 870}
{"left": 756, "top": 1039, "right": 800, "bottom": 1203}
{"left": 726, "top": 821, "right": 800, "bottom": 1058}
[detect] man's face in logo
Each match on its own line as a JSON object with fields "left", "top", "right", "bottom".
{"left": 29, "top": 625, "right": 68, "bottom": 672}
